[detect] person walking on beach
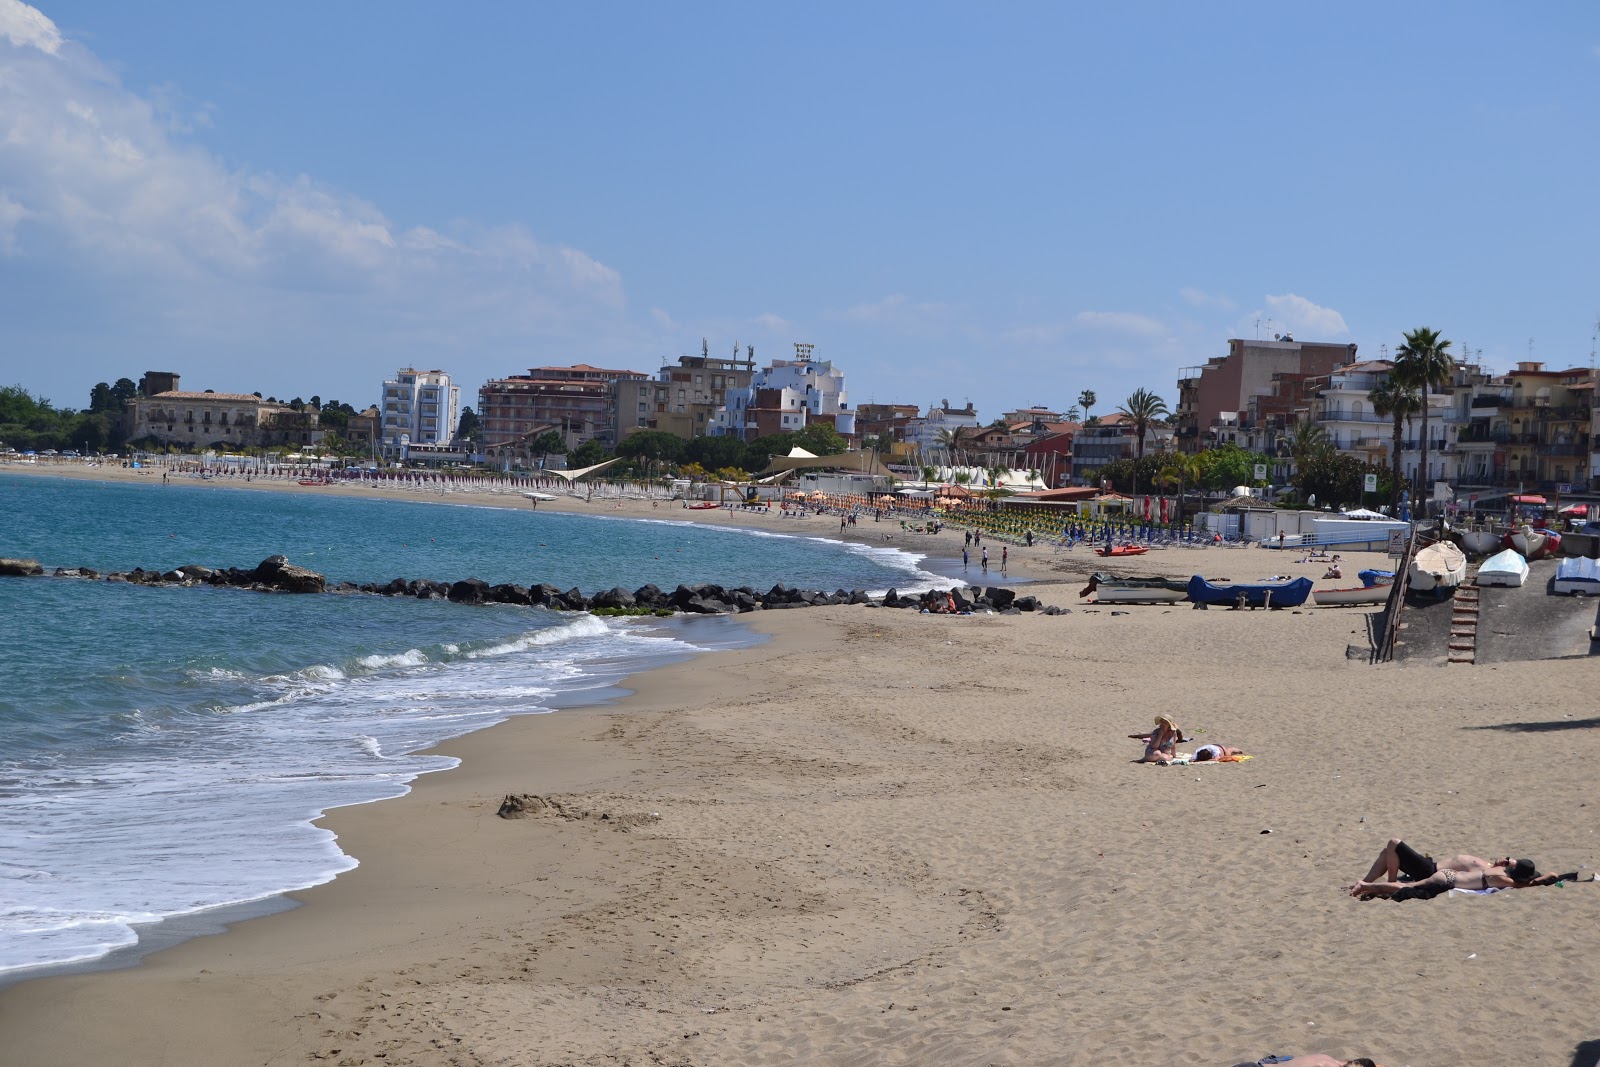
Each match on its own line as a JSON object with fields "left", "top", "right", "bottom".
{"left": 963, "top": 547, "right": 969, "bottom": 570}
{"left": 981, "top": 546, "right": 989, "bottom": 573}
{"left": 965, "top": 530, "right": 972, "bottom": 547}
{"left": 1001, "top": 545, "right": 1008, "bottom": 573}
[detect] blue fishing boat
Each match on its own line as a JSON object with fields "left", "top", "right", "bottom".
{"left": 1358, "top": 569, "right": 1395, "bottom": 588}
{"left": 1187, "top": 575, "right": 1314, "bottom": 609}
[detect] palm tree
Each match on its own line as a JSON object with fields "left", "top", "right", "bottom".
{"left": 1156, "top": 451, "right": 1201, "bottom": 527}
{"left": 1392, "top": 327, "right": 1454, "bottom": 507}
{"left": 1116, "top": 388, "right": 1170, "bottom": 496}
{"left": 936, "top": 425, "right": 963, "bottom": 467}
{"left": 1368, "top": 374, "right": 1422, "bottom": 513}
{"left": 1078, "top": 390, "right": 1097, "bottom": 425}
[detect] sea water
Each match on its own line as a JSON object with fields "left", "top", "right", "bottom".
{"left": 0, "top": 474, "right": 943, "bottom": 976}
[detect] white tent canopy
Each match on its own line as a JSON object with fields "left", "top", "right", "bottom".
{"left": 1340, "top": 507, "right": 1388, "bottom": 520}
{"left": 546, "top": 457, "right": 624, "bottom": 483}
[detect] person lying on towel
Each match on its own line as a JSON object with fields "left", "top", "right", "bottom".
{"left": 1346, "top": 838, "right": 1567, "bottom": 899}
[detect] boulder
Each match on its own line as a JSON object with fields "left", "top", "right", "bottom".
{"left": 591, "top": 586, "right": 637, "bottom": 610}
{"left": 448, "top": 578, "right": 490, "bottom": 605}
{"left": 0, "top": 558, "right": 44, "bottom": 577}
{"left": 250, "top": 556, "right": 325, "bottom": 594}
{"left": 380, "top": 577, "right": 410, "bottom": 596}
{"left": 681, "top": 595, "right": 727, "bottom": 614}
{"left": 985, "top": 587, "right": 1016, "bottom": 610}
{"left": 529, "top": 583, "right": 564, "bottom": 607}
{"left": 489, "top": 583, "right": 532, "bottom": 605}
{"left": 410, "top": 579, "right": 448, "bottom": 600}
{"left": 633, "top": 583, "right": 667, "bottom": 609}
{"left": 847, "top": 589, "right": 872, "bottom": 605}
{"left": 1014, "top": 595, "right": 1040, "bottom": 612}
{"left": 176, "top": 565, "right": 215, "bottom": 581}
{"left": 559, "top": 587, "right": 591, "bottom": 611}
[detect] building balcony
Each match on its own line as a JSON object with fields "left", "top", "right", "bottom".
{"left": 1320, "top": 411, "right": 1389, "bottom": 424}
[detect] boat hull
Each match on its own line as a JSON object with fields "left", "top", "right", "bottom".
{"left": 1313, "top": 585, "right": 1388, "bottom": 606}
{"left": 1506, "top": 527, "right": 1550, "bottom": 561}
{"left": 1093, "top": 585, "right": 1188, "bottom": 604}
{"left": 1096, "top": 545, "right": 1149, "bottom": 557}
{"left": 1461, "top": 528, "right": 1501, "bottom": 555}
{"left": 1554, "top": 557, "right": 1600, "bottom": 596}
{"left": 1477, "top": 549, "right": 1529, "bottom": 588}
{"left": 1186, "top": 575, "right": 1314, "bottom": 608}
{"left": 1408, "top": 542, "right": 1468, "bottom": 592}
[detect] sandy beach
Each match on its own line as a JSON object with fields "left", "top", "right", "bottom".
{"left": 2, "top": 463, "right": 1596, "bottom": 1066}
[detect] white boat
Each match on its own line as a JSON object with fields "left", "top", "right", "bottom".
{"left": 1553, "top": 557, "right": 1600, "bottom": 596}
{"left": 1477, "top": 549, "right": 1529, "bottom": 588}
{"left": 522, "top": 491, "right": 557, "bottom": 502}
{"left": 1506, "top": 525, "right": 1550, "bottom": 561}
{"left": 1313, "top": 584, "right": 1389, "bottom": 606}
{"left": 1408, "top": 541, "right": 1468, "bottom": 593}
{"left": 1460, "top": 525, "right": 1502, "bottom": 555}
{"left": 1079, "top": 573, "right": 1190, "bottom": 604}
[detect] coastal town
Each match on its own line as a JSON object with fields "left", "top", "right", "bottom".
{"left": 5, "top": 330, "right": 1599, "bottom": 521}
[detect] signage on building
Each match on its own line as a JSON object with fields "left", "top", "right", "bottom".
{"left": 1253, "top": 464, "right": 1267, "bottom": 480}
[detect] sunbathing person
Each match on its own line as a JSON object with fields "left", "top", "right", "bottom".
{"left": 1347, "top": 838, "right": 1565, "bottom": 899}
{"left": 1134, "top": 715, "right": 1184, "bottom": 763}
{"left": 1233, "top": 1057, "right": 1378, "bottom": 1067}
{"left": 1192, "top": 743, "right": 1246, "bottom": 762}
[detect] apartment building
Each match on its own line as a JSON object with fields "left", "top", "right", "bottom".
{"left": 380, "top": 368, "right": 459, "bottom": 451}
{"left": 709, "top": 344, "right": 856, "bottom": 442}
{"left": 901, "top": 401, "right": 981, "bottom": 465}
{"left": 478, "top": 364, "right": 649, "bottom": 451}
{"left": 616, "top": 351, "right": 756, "bottom": 441}
{"left": 1175, "top": 337, "right": 1357, "bottom": 452}
{"left": 1069, "top": 412, "right": 1172, "bottom": 484}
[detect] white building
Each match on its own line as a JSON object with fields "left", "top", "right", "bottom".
{"left": 902, "top": 401, "right": 982, "bottom": 464}
{"left": 710, "top": 344, "right": 856, "bottom": 440}
{"left": 381, "top": 368, "right": 460, "bottom": 452}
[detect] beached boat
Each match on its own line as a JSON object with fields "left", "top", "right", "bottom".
{"left": 1505, "top": 525, "right": 1550, "bottom": 561}
{"left": 1078, "top": 572, "right": 1190, "bottom": 604}
{"left": 1313, "top": 584, "right": 1389, "bottom": 606}
{"left": 1408, "top": 541, "right": 1467, "bottom": 593}
{"left": 1477, "top": 549, "right": 1530, "bottom": 588}
{"left": 1358, "top": 569, "right": 1396, "bottom": 588}
{"left": 1554, "top": 556, "right": 1600, "bottom": 595}
{"left": 686, "top": 501, "right": 721, "bottom": 510}
{"left": 1095, "top": 544, "right": 1149, "bottom": 557}
{"left": 1186, "top": 575, "right": 1314, "bottom": 609}
{"left": 1461, "top": 525, "right": 1502, "bottom": 555}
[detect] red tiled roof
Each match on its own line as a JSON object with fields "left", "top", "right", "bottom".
{"left": 151, "top": 390, "right": 264, "bottom": 402}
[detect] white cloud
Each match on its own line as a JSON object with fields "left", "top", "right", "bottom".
{"left": 0, "top": 2, "right": 630, "bottom": 391}
{"left": 0, "top": 192, "right": 27, "bottom": 253}
{"left": 0, "top": 0, "right": 60, "bottom": 55}
{"left": 650, "top": 307, "right": 677, "bottom": 331}
{"left": 837, "top": 293, "right": 954, "bottom": 330}
{"left": 1258, "top": 293, "right": 1349, "bottom": 337}
{"left": 1073, "top": 310, "right": 1166, "bottom": 339}
{"left": 752, "top": 311, "right": 790, "bottom": 332}
{"left": 1179, "top": 286, "right": 1236, "bottom": 311}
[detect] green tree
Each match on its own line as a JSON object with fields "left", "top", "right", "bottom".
{"left": 1194, "top": 443, "right": 1270, "bottom": 492}
{"left": 1116, "top": 388, "right": 1170, "bottom": 496}
{"left": 1392, "top": 326, "right": 1454, "bottom": 504}
{"left": 568, "top": 438, "right": 612, "bottom": 468}
{"left": 1156, "top": 451, "right": 1202, "bottom": 526}
{"left": 1293, "top": 452, "right": 1374, "bottom": 510}
{"left": 1368, "top": 373, "right": 1422, "bottom": 512}
{"left": 456, "top": 406, "right": 482, "bottom": 442}
{"left": 686, "top": 434, "right": 748, "bottom": 472}
{"left": 528, "top": 430, "right": 565, "bottom": 466}
{"left": 616, "top": 430, "right": 686, "bottom": 478}
{"left": 1077, "top": 389, "right": 1096, "bottom": 424}
{"left": 111, "top": 378, "right": 139, "bottom": 407}
{"left": 794, "top": 421, "right": 848, "bottom": 456}
{"left": 89, "top": 382, "right": 115, "bottom": 413}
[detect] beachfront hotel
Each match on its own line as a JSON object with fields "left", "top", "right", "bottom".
{"left": 615, "top": 348, "right": 758, "bottom": 442}
{"left": 708, "top": 343, "right": 856, "bottom": 443}
{"left": 478, "top": 364, "right": 650, "bottom": 452}
{"left": 379, "top": 368, "right": 460, "bottom": 455}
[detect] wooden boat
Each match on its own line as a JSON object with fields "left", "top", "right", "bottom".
{"left": 1078, "top": 572, "right": 1189, "bottom": 604}
{"left": 1505, "top": 525, "right": 1550, "bottom": 561}
{"left": 1461, "top": 525, "right": 1502, "bottom": 555}
{"left": 1408, "top": 541, "right": 1467, "bottom": 593}
{"left": 1553, "top": 556, "right": 1600, "bottom": 596}
{"left": 1358, "top": 569, "right": 1395, "bottom": 588}
{"left": 1095, "top": 544, "right": 1149, "bottom": 557}
{"left": 1313, "top": 584, "right": 1389, "bottom": 606}
{"left": 1477, "top": 549, "right": 1529, "bottom": 588}
{"left": 1186, "top": 575, "right": 1313, "bottom": 609}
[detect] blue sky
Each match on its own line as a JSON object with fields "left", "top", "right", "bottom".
{"left": 3, "top": 1, "right": 1598, "bottom": 421}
